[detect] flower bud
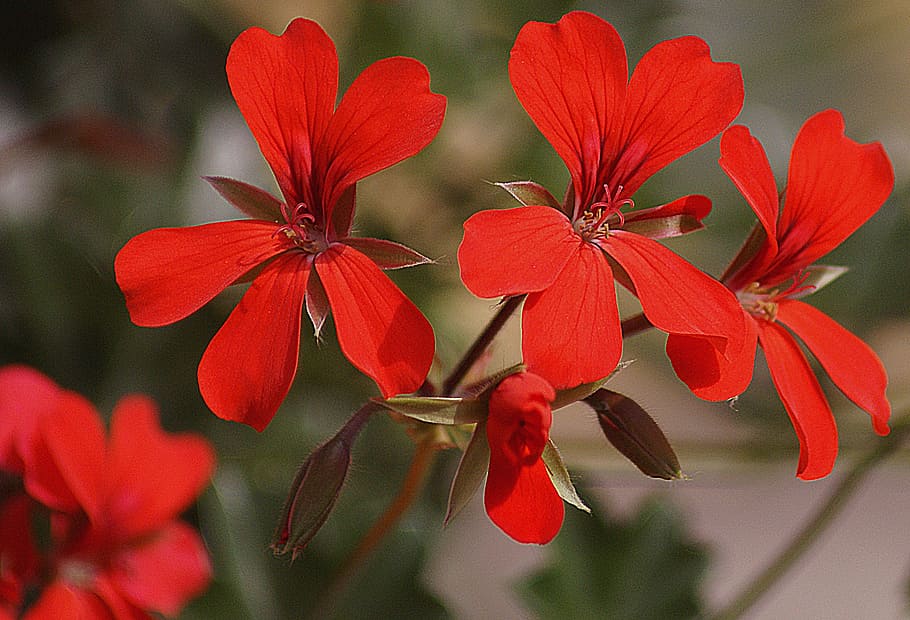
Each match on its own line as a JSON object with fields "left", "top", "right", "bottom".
{"left": 271, "top": 434, "right": 352, "bottom": 559}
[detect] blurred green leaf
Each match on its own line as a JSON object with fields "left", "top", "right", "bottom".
{"left": 518, "top": 496, "right": 708, "bottom": 620}
{"left": 444, "top": 419, "right": 490, "bottom": 526}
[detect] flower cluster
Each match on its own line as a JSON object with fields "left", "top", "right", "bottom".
{"left": 0, "top": 366, "right": 214, "bottom": 618}
{"left": 108, "top": 11, "right": 893, "bottom": 549}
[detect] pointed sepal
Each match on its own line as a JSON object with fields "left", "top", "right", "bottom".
{"left": 203, "top": 176, "right": 283, "bottom": 222}
{"left": 444, "top": 420, "right": 490, "bottom": 525}
{"left": 494, "top": 181, "right": 562, "bottom": 210}
{"left": 541, "top": 439, "right": 590, "bottom": 513}
{"left": 342, "top": 237, "right": 434, "bottom": 270}
{"left": 376, "top": 396, "right": 486, "bottom": 425}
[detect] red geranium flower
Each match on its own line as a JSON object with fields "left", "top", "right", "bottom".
{"left": 670, "top": 110, "right": 893, "bottom": 479}
{"left": 115, "top": 19, "right": 445, "bottom": 430}
{"left": 457, "top": 11, "right": 746, "bottom": 390}
{"left": 0, "top": 366, "right": 215, "bottom": 618}
{"left": 485, "top": 371, "right": 563, "bottom": 544}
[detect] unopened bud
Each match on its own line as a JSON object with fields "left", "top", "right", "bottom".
{"left": 585, "top": 388, "right": 683, "bottom": 480}
{"left": 272, "top": 404, "right": 375, "bottom": 558}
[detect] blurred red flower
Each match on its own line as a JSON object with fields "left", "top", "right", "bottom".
{"left": 485, "top": 372, "right": 563, "bottom": 544}
{"left": 115, "top": 18, "right": 445, "bottom": 431}
{"left": 458, "top": 11, "right": 746, "bottom": 390}
{"left": 0, "top": 365, "right": 215, "bottom": 618}
{"left": 669, "top": 110, "right": 893, "bottom": 479}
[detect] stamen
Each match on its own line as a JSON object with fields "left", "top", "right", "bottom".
{"left": 273, "top": 202, "right": 327, "bottom": 253}
{"left": 574, "top": 184, "right": 634, "bottom": 240}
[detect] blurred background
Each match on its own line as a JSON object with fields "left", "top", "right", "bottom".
{"left": 1, "top": 0, "right": 908, "bottom": 618}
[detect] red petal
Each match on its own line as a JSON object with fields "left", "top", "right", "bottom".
{"left": 523, "top": 242, "right": 621, "bottom": 389}
{"left": 316, "top": 244, "right": 434, "bottom": 398}
{"left": 317, "top": 57, "right": 445, "bottom": 226}
{"left": 25, "top": 393, "right": 106, "bottom": 517}
{"left": 198, "top": 252, "right": 311, "bottom": 431}
{"left": 756, "top": 320, "right": 838, "bottom": 480}
{"left": 769, "top": 110, "right": 894, "bottom": 281}
{"left": 719, "top": 124, "right": 779, "bottom": 259}
{"left": 666, "top": 312, "right": 758, "bottom": 401}
{"left": 458, "top": 206, "right": 580, "bottom": 298}
{"left": 603, "top": 232, "right": 743, "bottom": 341}
{"left": 484, "top": 454, "right": 563, "bottom": 545}
{"left": 114, "top": 221, "right": 289, "bottom": 327}
{"left": 777, "top": 300, "right": 890, "bottom": 435}
{"left": 24, "top": 583, "right": 114, "bottom": 620}
{"left": 109, "top": 522, "right": 212, "bottom": 616}
{"left": 509, "top": 11, "right": 628, "bottom": 208}
{"left": 616, "top": 36, "right": 743, "bottom": 195}
{"left": 226, "top": 18, "right": 337, "bottom": 206}
{"left": 0, "top": 365, "right": 62, "bottom": 474}
{"left": 106, "top": 396, "right": 215, "bottom": 541}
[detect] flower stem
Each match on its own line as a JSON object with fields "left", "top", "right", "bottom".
{"left": 314, "top": 435, "right": 438, "bottom": 617}
{"left": 442, "top": 294, "right": 524, "bottom": 395}
{"left": 709, "top": 413, "right": 910, "bottom": 620}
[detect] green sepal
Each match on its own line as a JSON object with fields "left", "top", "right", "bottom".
{"left": 342, "top": 237, "right": 434, "bottom": 270}
{"left": 203, "top": 175, "right": 282, "bottom": 222}
{"left": 494, "top": 181, "right": 561, "bottom": 209}
{"left": 622, "top": 214, "right": 705, "bottom": 239}
{"left": 541, "top": 439, "right": 591, "bottom": 513}
{"left": 444, "top": 420, "right": 490, "bottom": 525}
{"left": 789, "top": 264, "right": 849, "bottom": 298}
{"left": 376, "top": 396, "right": 487, "bottom": 425}
{"left": 551, "top": 361, "right": 634, "bottom": 410}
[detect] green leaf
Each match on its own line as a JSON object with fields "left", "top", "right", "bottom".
{"left": 518, "top": 494, "right": 709, "bottom": 620}
{"left": 494, "top": 181, "right": 561, "bottom": 209}
{"left": 377, "top": 396, "right": 486, "bottom": 425}
{"left": 541, "top": 440, "right": 590, "bottom": 513}
{"left": 444, "top": 419, "right": 490, "bottom": 525}
{"left": 585, "top": 389, "right": 684, "bottom": 480}
{"left": 203, "top": 175, "right": 282, "bottom": 221}
{"left": 342, "top": 237, "right": 434, "bottom": 270}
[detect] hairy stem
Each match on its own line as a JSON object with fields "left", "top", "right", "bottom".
{"left": 314, "top": 435, "right": 437, "bottom": 617}
{"left": 709, "top": 413, "right": 910, "bottom": 620}
{"left": 442, "top": 294, "right": 524, "bottom": 395}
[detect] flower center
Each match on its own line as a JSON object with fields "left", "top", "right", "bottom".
{"left": 736, "top": 272, "right": 815, "bottom": 322}
{"left": 275, "top": 202, "right": 328, "bottom": 253}
{"left": 574, "top": 184, "right": 633, "bottom": 241}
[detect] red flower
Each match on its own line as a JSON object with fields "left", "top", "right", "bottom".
{"left": 485, "top": 372, "right": 563, "bottom": 544}
{"left": 457, "top": 11, "right": 746, "bottom": 390}
{"left": 115, "top": 19, "right": 445, "bottom": 430}
{"left": 670, "top": 110, "right": 893, "bottom": 479}
{"left": 0, "top": 366, "right": 215, "bottom": 618}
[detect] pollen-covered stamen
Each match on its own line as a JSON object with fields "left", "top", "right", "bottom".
{"left": 274, "top": 202, "right": 328, "bottom": 253}
{"left": 574, "top": 184, "right": 634, "bottom": 241}
{"left": 736, "top": 272, "right": 816, "bottom": 322}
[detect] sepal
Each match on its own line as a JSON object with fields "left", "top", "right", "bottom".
{"left": 541, "top": 440, "right": 590, "bottom": 513}
{"left": 787, "top": 264, "right": 849, "bottom": 298}
{"left": 376, "top": 396, "right": 486, "bottom": 425}
{"left": 494, "top": 181, "right": 562, "bottom": 210}
{"left": 202, "top": 176, "right": 283, "bottom": 222}
{"left": 342, "top": 237, "right": 434, "bottom": 270}
{"left": 444, "top": 420, "right": 490, "bottom": 525}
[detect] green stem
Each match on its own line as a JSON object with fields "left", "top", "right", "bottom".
{"left": 441, "top": 294, "right": 524, "bottom": 396}
{"left": 709, "top": 414, "right": 910, "bottom": 620}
